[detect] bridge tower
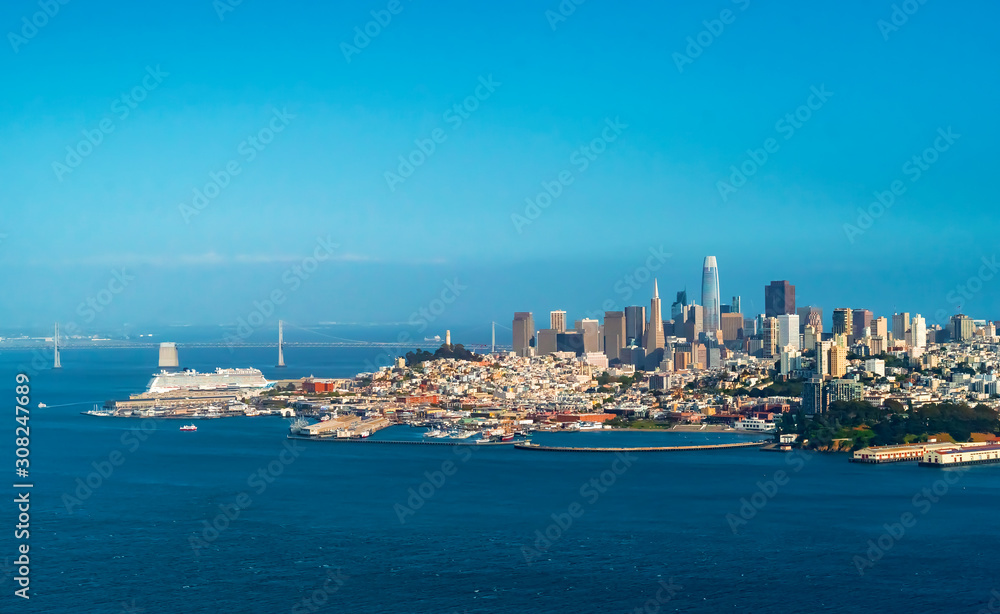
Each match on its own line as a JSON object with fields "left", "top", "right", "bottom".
{"left": 158, "top": 342, "right": 179, "bottom": 369}
{"left": 276, "top": 320, "right": 286, "bottom": 368}
{"left": 491, "top": 321, "right": 495, "bottom": 354}
{"left": 53, "top": 323, "right": 61, "bottom": 369}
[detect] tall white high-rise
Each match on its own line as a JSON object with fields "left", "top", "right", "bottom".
{"left": 701, "top": 256, "right": 721, "bottom": 337}
{"left": 550, "top": 310, "right": 567, "bottom": 333}
{"left": 777, "top": 314, "right": 801, "bottom": 351}
{"left": 910, "top": 315, "right": 926, "bottom": 348}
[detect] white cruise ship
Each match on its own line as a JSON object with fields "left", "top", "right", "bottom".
{"left": 146, "top": 368, "right": 269, "bottom": 394}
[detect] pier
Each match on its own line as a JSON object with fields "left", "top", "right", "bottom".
{"left": 512, "top": 440, "right": 770, "bottom": 453}
{"left": 287, "top": 435, "right": 518, "bottom": 446}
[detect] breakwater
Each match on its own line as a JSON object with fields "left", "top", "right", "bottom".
{"left": 513, "top": 440, "right": 770, "bottom": 453}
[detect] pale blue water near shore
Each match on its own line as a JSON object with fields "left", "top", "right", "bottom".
{"left": 2, "top": 339, "right": 1000, "bottom": 613}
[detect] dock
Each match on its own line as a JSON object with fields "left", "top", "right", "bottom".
{"left": 512, "top": 440, "right": 770, "bottom": 453}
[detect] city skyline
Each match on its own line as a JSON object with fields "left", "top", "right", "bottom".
{"left": 9, "top": 252, "right": 997, "bottom": 339}
{"left": 504, "top": 254, "right": 994, "bottom": 345}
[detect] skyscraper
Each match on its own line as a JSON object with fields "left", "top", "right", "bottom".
{"left": 762, "top": 317, "right": 779, "bottom": 358}
{"left": 670, "top": 291, "right": 687, "bottom": 320}
{"left": 512, "top": 312, "right": 534, "bottom": 357}
{"left": 765, "top": 281, "right": 795, "bottom": 317}
{"left": 892, "top": 312, "right": 910, "bottom": 343}
{"left": 910, "top": 314, "right": 927, "bottom": 348}
{"left": 720, "top": 312, "right": 744, "bottom": 342}
{"left": 803, "top": 324, "right": 818, "bottom": 351}
{"left": 777, "top": 313, "right": 800, "bottom": 351}
{"left": 731, "top": 295, "right": 741, "bottom": 314}
{"left": 575, "top": 319, "right": 600, "bottom": 353}
{"left": 873, "top": 316, "right": 888, "bottom": 339}
{"left": 802, "top": 374, "right": 824, "bottom": 414}
{"left": 797, "top": 306, "right": 823, "bottom": 335}
{"left": 550, "top": 310, "right": 566, "bottom": 333}
{"left": 536, "top": 329, "right": 557, "bottom": 355}
{"left": 816, "top": 340, "right": 832, "bottom": 376}
{"left": 832, "top": 308, "right": 852, "bottom": 337}
{"left": 852, "top": 309, "right": 873, "bottom": 340}
{"left": 952, "top": 314, "right": 974, "bottom": 342}
{"left": 603, "top": 311, "right": 626, "bottom": 361}
{"left": 624, "top": 305, "right": 646, "bottom": 347}
{"left": 683, "top": 304, "right": 704, "bottom": 343}
{"left": 701, "top": 256, "right": 721, "bottom": 337}
{"left": 829, "top": 345, "right": 848, "bottom": 378}
{"left": 644, "top": 280, "right": 665, "bottom": 351}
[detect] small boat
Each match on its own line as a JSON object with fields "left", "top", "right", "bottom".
{"left": 179, "top": 424, "right": 197, "bottom": 432}
{"left": 37, "top": 403, "right": 47, "bottom": 408}
{"left": 501, "top": 434, "right": 514, "bottom": 442}
{"left": 320, "top": 415, "right": 331, "bottom": 422}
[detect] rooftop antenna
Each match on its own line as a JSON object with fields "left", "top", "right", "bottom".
{"left": 276, "top": 320, "right": 286, "bottom": 368}
{"left": 53, "top": 323, "right": 61, "bottom": 369}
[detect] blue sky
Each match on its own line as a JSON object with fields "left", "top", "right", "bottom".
{"left": 1, "top": 0, "right": 998, "bottom": 334}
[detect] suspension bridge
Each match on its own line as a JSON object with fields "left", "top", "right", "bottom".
{"left": 3, "top": 321, "right": 513, "bottom": 367}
